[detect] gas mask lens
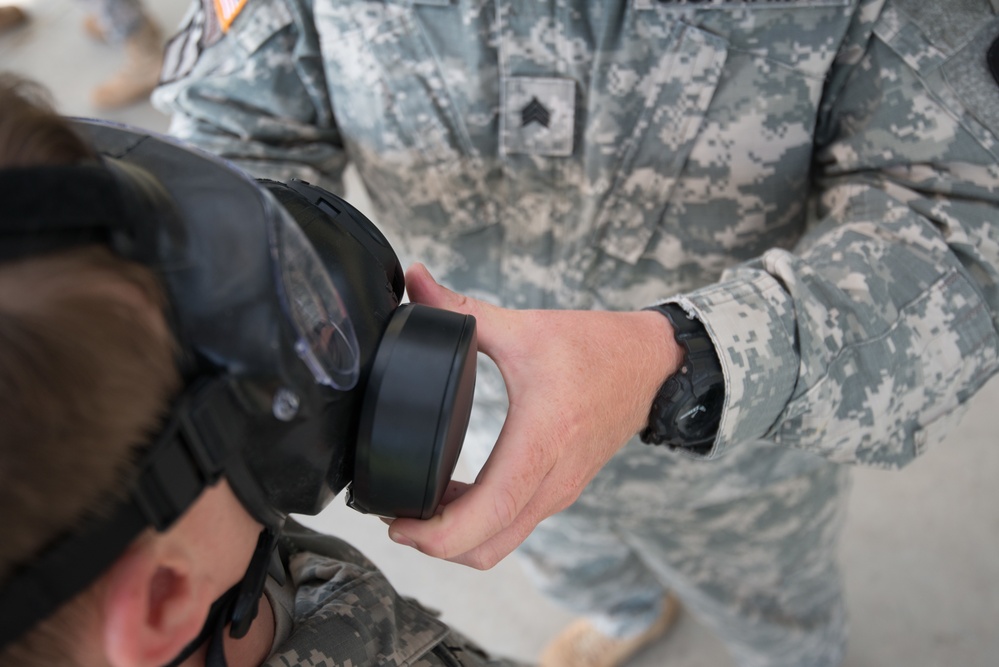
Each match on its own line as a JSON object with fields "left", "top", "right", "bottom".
{"left": 272, "top": 206, "right": 361, "bottom": 390}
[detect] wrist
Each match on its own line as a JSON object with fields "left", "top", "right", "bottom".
{"left": 619, "top": 310, "right": 685, "bottom": 435}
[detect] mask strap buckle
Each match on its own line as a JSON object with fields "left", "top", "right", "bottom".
{"left": 229, "top": 528, "right": 281, "bottom": 640}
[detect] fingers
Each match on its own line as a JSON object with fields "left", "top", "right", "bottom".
{"left": 388, "top": 411, "right": 554, "bottom": 565}
{"left": 381, "top": 481, "right": 472, "bottom": 528}
{"left": 389, "top": 458, "right": 574, "bottom": 570}
{"left": 438, "top": 479, "right": 473, "bottom": 508}
{"left": 446, "top": 488, "right": 558, "bottom": 569}
{"left": 387, "top": 469, "right": 541, "bottom": 564}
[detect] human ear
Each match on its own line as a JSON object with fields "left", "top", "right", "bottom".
{"left": 100, "top": 541, "right": 214, "bottom": 667}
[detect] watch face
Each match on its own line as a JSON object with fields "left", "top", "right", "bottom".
{"left": 675, "top": 383, "right": 724, "bottom": 444}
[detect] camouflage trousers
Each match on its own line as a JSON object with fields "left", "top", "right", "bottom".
{"left": 80, "top": 0, "right": 147, "bottom": 44}
{"left": 463, "top": 360, "right": 850, "bottom": 667}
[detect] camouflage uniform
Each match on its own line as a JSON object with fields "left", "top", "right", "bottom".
{"left": 153, "top": 1, "right": 999, "bottom": 665}
{"left": 267, "top": 521, "right": 525, "bottom": 666}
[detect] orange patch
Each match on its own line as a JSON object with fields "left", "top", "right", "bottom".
{"left": 213, "top": 0, "right": 248, "bottom": 32}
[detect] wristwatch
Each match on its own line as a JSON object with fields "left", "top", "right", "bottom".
{"left": 639, "top": 304, "right": 724, "bottom": 454}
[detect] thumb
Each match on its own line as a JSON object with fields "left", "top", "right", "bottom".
{"left": 404, "top": 263, "right": 509, "bottom": 357}
{"left": 405, "top": 263, "right": 488, "bottom": 320}
{"left": 404, "top": 262, "right": 457, "bottom": 310}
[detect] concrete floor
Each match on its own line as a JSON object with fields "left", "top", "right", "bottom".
{"left": 3, "top": 1, "right": 998, "bottom": 664}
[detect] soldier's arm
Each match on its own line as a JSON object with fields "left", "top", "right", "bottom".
{"left": 677, "top": 0, "right": 999, "bottom": 467}
{"left": 152, "top": 0, "right": 349, "bottom": 191}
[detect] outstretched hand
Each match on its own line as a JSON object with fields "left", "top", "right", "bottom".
{"left": 387, "top": 263, "right": 682, "bottom": 569}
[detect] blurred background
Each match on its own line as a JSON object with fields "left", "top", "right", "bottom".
{"left": 3, "top": 1, "right": 998, "bottom": 664}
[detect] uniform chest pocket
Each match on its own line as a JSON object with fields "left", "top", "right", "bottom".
{"left": 593, "top": 21, "right": 727, "bottom": 265}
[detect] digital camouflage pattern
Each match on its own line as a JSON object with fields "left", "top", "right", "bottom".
{"left": 154, "top": 1, "right": 999, "bottom": 664}
{"left": 154, "top": 0, "right": 999, "bottom": 468}
{"left": 518, "top": 464, "right": 851, "bottom": 667}
{"left": 266, "top": 521, "right": 526, "bottom": 667}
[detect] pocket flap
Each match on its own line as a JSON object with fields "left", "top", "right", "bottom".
{"left": 597, "top": 23, "right": 727, "bottom": 264}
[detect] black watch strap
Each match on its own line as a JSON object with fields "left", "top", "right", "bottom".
{"left": 640, "top": 304, "right": 724, "bottom": 454}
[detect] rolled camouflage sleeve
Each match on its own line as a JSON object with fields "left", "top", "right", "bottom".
{"left": 678, "top": 0, "right": 999, "bottom": 468}
{"left": 152, "top": 0, "right": 349, "bottom": 191}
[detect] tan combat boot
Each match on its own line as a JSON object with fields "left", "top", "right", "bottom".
{"left": 91, "top": 17, "right": 163, "bottom": 110}
{"left": 0, "top": 5, "right": 28, "bottom": 35}
{"left": 539, "top": 594, "right": 681, "bottom": 667}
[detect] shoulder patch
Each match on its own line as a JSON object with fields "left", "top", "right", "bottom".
{"left": 214, "top": 0, "right": 249, "bottom": 32}
{"left": 989, "top": 32, "right": 999, "bottom": 88}
{"left": 160, "top": 3, "right": 217, "bottom": 84}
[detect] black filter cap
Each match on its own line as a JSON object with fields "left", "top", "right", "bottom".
{"left": 349, "top": 303, "right": 477, "bottom": 519}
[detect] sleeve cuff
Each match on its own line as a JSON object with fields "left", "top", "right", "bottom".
{"left": 661, "top": 269, "right": 800, "bottom": 459}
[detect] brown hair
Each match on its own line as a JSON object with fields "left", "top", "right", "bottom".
{"left": 0, "top": 73, "right": 95, "bottom": 167}
{"left": 0, "top": 74, "right": 181, "bottom": 666}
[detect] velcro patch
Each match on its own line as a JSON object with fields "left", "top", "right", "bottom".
{"left": 214, "top": 0, "right": 248, "bottom": 32}
{"left": 501, "top": 77, "right": 576, "bottom": 157}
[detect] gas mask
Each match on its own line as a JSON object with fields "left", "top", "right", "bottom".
{"left": 0, "top": 119, "right": 476, "bottom": 650}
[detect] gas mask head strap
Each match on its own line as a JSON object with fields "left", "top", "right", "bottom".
{"left": 0, "top": 377, "right": 234, "bottom": 651}
{"left": 0, "top": 162, "right": 167, "bottom": 263}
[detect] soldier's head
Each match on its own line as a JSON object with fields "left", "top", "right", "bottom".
{"left": 0, "top": 73, "right": 477, "bottom": 667}
{"left": 0, "top": 74, "right": 268, "bottom": 667}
